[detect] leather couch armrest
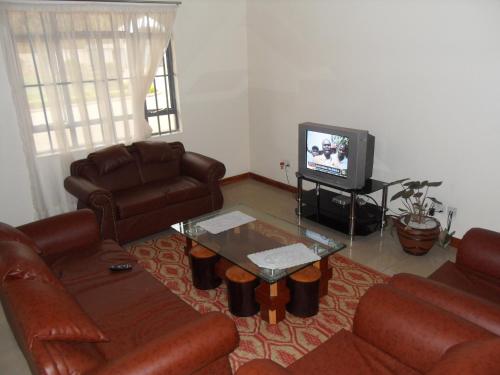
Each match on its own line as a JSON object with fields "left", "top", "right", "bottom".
{"left": 181, "top": 152, "right": 226, "bottom": 185}
{"left": 235, "top": 359, "right": 290, "bottom": 375}
{"left": 389, "top": 273, "right": 500, "bottom": 336}
{"left": 17, "top": 209, "right": 100, "bottom": 256}
{"left": 92, "top": 312, "right": 238, "bottom": 375}
{"left": 457, "top": 228, "right": 500, "bottom": 279}
{"left": 64, "top": 176, "right": 112, "bottom": 204}
{"left": 64, "top": 176, "right": 117, "bottom": 241}
{"left": 353, "top": 284, "right": 494, "bottom": 373}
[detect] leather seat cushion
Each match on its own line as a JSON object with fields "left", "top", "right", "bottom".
{"left": 288, "top": 329, "right": 419, "bottom": 375}
{"left": 429, "top": 261, "right": 500, "bottom": 305}
{"left": 165, "top": 176, "right": 210, "bottom": 204}
{"left": 45, "top": 240, "right": 201, "bottom": 360}
{"left": 114, "top": 183, "right": 168, "bottom": 219}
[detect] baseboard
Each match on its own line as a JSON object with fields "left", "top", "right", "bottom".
{"left": 221, "top": 172, "right": 462, "bottom": 249}
{"left": 221, "top": 172, "right": 296, "bottom": 193}
{"left": 220, "top": 173, "right": 251, "bottom": 185}
{"left": 248, "top": 173, "right": 297, "bottom": 193}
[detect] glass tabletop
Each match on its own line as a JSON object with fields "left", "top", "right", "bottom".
{"left": 171, "top": 205, "right": 345, "bottom": 283}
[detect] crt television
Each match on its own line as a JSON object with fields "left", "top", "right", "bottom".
{"left": 298, "top": 122, "right": 375, "bottom": 190}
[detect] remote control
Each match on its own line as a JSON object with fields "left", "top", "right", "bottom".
{"left": 109, "top": 263, "right": 133, "bottom": 272}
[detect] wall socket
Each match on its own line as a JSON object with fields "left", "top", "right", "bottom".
{"left": 279, "top": 160, "right": 290, "bottom": 170}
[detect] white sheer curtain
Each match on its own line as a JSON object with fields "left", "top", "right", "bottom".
{"left": 0, "top": 2, "right": 177, "bottom": 218}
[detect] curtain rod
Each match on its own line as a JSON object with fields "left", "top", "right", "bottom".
{"left": 0, "top": 0, "right": 181, "bottom": 6}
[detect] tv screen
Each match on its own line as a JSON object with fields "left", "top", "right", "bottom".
{"left": 306, "top": 130, "right": 349, "bottom": 178}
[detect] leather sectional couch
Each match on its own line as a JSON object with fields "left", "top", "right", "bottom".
{"left": 65, "top": 141, "right": 226, "bottom": 243}
{"left": 0, "top": 209, "right": 238, "bottom": 375}
{"left": 237, "top": 227, "right": 500, "bottom": 374}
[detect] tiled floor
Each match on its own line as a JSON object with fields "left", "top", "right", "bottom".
{"left": 0, "top": 179, "right": 456, "bottom": 373}
{"left": 223, "top": 179, "right": 456, "bottom": 277}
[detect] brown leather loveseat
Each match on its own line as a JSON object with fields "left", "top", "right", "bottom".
{"left": 65, "top": 141, "right": 226, "bottom": 243}
{"left": 0, "top": 209, "right": 238, "bottom": 375}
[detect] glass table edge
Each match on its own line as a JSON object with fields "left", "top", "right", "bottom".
{"left": 171, "top": 206, "right": 346, "bottom": 283}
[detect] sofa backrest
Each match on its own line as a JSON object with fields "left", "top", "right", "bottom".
{"left": 132, "top": 141, "right": 184, "bottom": 183}
{"left": 458, "top": 228, "right": 500, "bottom": 280}
{"left": 70, "top": 142, "right": 185, "bottom": 191}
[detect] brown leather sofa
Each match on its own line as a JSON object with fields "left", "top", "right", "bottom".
{"left": 387, "top": 227, "right": 500, "bottom": 337}
{"left": 64, "top": 141, "right": 226, "bottom": 243}
{"left": 0, "top": 209, "right": 238, "bottom": 375}
{"left": 236, "top": 283, "right": 500, "bottom": 375}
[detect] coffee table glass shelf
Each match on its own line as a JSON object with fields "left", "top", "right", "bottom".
{"left": 171, "top": 205, "right": 345, "bottom": 324}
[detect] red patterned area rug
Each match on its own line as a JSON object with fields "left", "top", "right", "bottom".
{"left": 127, "top": 234, "right": 388, "bottom": 372}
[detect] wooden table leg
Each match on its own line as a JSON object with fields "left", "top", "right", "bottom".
{"left": 184, "top": 237, "right": 193, "bottom": 256}
{"left": 255, "top": 279, "right": 290, "bottom": 324}
{"left": 314, "top": 256, "right": 333, "bottom": 297}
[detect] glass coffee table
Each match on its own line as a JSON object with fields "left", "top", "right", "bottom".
{"left": 171, "top": 205, "right": 345, "bottom": 324}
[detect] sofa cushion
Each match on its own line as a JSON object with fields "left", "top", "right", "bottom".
{"left": 0, "top": 223, "right": 41, "bottom": 254}
{"left": 41, "top": 240, "right": 202, "bottom": 361}
{"left": 1, "top": 280, "right": 108, "bottom": 349}
{"left": 45, "top": 240, "right": 137, "bottom": 286}
{"left": 88, "top": 144, "right": 134, "bottom": 175}
{"left": 165, "top": 176, "right": 210, "bottom": 204}
{"left": 429, "top": 261, "right": 500, "bottom": 305}
{"left": 79, "top": 162, "right": 143, "bottom": 193}
{"left": 135, "top": 141, "right": 174, "bottom": 163}
{"left": 114, "top": 183, "right": 169, "bottom": 219}
{"left": 428, "top": 338, "right": 500, "bottom": 375}
{"left": 0, "top": 241, "right": 61, "bottom": 286}
{"left": 288, "top": 329, "right": 419, "bottom": 375}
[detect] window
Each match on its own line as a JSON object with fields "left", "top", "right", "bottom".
{"left": 11, "top": 11, "right": 178, "bottom": 155}
{"left": 145, "top": 43, "right": 179, "bottom": 136}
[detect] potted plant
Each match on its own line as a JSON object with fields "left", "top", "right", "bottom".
{"left": 389, "top": 179, "right": 442, "bottom": 255}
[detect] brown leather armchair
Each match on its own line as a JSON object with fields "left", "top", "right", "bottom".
{"left": 236, "top": 284, "right": 500, "bottom": 375}
{"left": 64, "top": 141, "right": 226, "bottom": 243}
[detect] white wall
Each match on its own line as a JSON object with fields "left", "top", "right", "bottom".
{"left": 158, "top": 0, "right": 250, "bottom": 176}
{"left": 0, "top": 46, "right": 34, "bottom": 225}
{"left": 0, "top": 0, "right": 250, "bottom": 225}
{"left": 247, "top": 0, "right": 500, "bottom": 237}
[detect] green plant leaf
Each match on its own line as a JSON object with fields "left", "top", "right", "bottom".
{"left": 427, "top": 181, "right": 443, "bottom": 187}
{"left": 428, "top": 197, "right": 442, "bottom": 204}
{"left": 387, "top": 178, "right": 409, "bottom": 186}
{"left": 391, "top": 190, "right": 406, "bottom": 201}
{"left": 414, "top": 192, "right": 423, "bottom": 198}
{"left": 402, "top": 190, "right": 414, "bottom": 199}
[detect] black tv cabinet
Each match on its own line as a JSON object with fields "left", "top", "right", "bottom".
{"left": 296, "top": 173, "right": 389, "bottom": 240}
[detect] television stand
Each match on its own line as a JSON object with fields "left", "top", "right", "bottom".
{"left": 296, "top": 173, "right": 389, "bottom": 241}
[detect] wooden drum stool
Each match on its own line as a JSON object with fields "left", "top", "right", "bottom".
{"left": 286, "top": 266, "right": 321, "bottom": 317}
{"left": 190, "top": 245, "right": 222, "bottom": 290}
{"left": 226, "top": 266, "right": 260, "bottom": 317}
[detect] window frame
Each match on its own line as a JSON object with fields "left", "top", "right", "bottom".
{"left": 144, "top": 42, "right": 179, "bottom": 136}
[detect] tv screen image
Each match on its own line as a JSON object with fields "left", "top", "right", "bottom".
{"left": 306, "top": 130, "right": 349, "bottom": 178}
